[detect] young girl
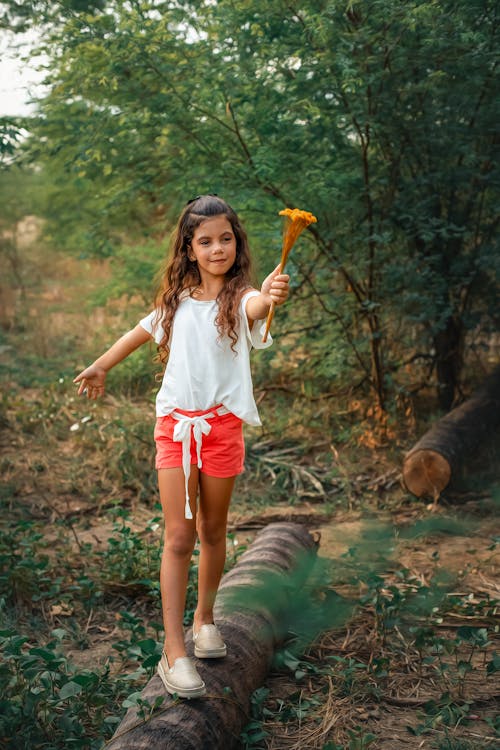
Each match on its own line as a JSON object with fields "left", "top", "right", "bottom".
{"left": 74, "top": 195, "right": 290, "bottom": 698}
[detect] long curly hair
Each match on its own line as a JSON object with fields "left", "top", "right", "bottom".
{"left": 154, "top": 195, "right": 253, "bottom": 361}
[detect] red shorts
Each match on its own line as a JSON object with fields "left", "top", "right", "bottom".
{"left": 154, "top": 406, "right": 245, "bottom": 477}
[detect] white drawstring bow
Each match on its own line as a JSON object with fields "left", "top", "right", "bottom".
{"left": 171, "top": 406, "right": 229, "bottom": 519}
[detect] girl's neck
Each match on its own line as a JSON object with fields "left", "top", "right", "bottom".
{"left": 190, "top": 278, "right": 225, "bottom": 301}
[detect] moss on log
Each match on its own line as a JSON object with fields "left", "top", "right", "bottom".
{"left": 107, "top": 522, "right": 319, "bottom": 750}
{"left": 403, "top": 365, "right": 500, "bottom": 499}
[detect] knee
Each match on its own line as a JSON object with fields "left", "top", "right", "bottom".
{"left": 164, "top": 528, "right": 196, "bottom": 558}
{"left": 198, "top": 518, "right": 226, "bottom": 547}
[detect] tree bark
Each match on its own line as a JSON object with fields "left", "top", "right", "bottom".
{"left": 403, "top": 365, "right": 500, "bottom": 499}
{"left": 106, "top": 522, "right": 319, "bottom": 750}
{"left": 433, "top": 314, "right": 464, "bottom": 410}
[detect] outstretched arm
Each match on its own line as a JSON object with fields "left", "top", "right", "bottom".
{"left": 245, "top": 264, "right": 290, "bottom": 324}
{"left": 74, "top": 324, "right": 152, "bottom": 399}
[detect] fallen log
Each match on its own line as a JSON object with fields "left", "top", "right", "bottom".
{"left": 403, "top": 365, "right": 500, "bottom": 499}
{"left": 107, "top": 522, "right": 319, "bottom": 750}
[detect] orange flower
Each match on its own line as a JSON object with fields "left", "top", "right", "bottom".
{"left": 277, "top": 208, "right": 317, "bottom": 270}
{"left": 262, "top": 207, "right": 317, "bottom": 342}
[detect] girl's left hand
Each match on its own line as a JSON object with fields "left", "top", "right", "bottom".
{"left": 261, "top": 265, "right": 290, "bottom": 307}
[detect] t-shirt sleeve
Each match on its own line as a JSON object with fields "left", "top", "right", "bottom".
{"left": 240, "top": 290, "right": 273, "bottom": 350}
{"left": 139, "top": 310, "right": 164, "bottom": 345}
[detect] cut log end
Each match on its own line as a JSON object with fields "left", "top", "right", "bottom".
{"left": 403, "top": 449, "right": 451, "bottom": 499}
{"left": 403, "top": 365, "right": 500, "bottom": 501}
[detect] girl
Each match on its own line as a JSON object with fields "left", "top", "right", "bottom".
{"left": 74, "top": 195, "right": 290, "bottom": 698}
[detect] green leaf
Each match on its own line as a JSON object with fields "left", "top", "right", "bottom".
{"left": 51, "top": 628, "right": 68, "bottom": 641}
{"left": 487, "top": 652, "right": 500, "bottom": 675}
{"left": 59, "top": 681, "right": 83, "bottom": 699}
{"left": 122, "top": 691, "right": 143, "bottom": 709}
{"left": 137, "top": 638, "right": 159, "bottom": 655}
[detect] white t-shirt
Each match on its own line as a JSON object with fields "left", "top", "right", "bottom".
{"left": 139, "top": 289, "right": 272, "bottom": 425}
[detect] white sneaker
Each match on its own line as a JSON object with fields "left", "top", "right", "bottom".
{"left": 157, "top": 652, "right": 206, "bottom": 698}
{"left": 193, "top": 624, "right": 227, "bottom": 658}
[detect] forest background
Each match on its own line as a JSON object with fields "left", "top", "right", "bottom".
{"left": 0, "top": 1, "right": 499, "bottom": 749}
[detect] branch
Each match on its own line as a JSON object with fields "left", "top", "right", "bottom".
{"left": 294, "top": 259, "right": 373, "bottom": 384}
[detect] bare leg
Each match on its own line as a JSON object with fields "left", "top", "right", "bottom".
{"left": 158, "top": 466, "right": 199, "bottom": 665}
{"left": 194, "top": 473, "right": 236, "bottom": 632}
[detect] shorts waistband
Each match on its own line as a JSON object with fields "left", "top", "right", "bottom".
{"left": 170, "top": 404, "right": 230, "bottom": 419}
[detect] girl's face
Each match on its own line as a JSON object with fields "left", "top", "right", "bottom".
{"left": 188, "top": 215, "right": 237, "bottom": 280}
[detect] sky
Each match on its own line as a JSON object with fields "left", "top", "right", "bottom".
{"left": 0, "top": 29, "right": 49, "bottom": 116}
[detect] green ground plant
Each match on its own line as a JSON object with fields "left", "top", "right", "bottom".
{"left": 0, "top": 505, "right": 228, "bottom": 748}
{"left": 0, "top": 628, "right": 126, "bottom": 750}
{"left": 238, "top": 522, "right": 499, "bottom": 749}
{"left": 98, "top": 508, "right": 162, "bottom": 594}
{"left": 433, "top": 737, "right": 492, "bottom": 750}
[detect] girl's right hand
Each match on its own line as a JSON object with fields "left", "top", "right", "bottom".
{"left": 73, "top": 364, "right": 107, "bottom": 399}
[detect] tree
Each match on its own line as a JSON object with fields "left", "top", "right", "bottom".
{"left": 0, "top": 0, "right": 107, "bottom": 31}
{"left": 23, "top": 0, "right": 500, "bottom": 410}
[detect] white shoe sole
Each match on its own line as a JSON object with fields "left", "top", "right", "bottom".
{"left": 194, "top": 643, "right": 227, "bottom": 658}
{"left": 157, "top": 660, "right": 206, "bottom": 698}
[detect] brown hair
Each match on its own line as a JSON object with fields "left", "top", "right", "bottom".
{"left": 154, "top": 195, "right": 253, "bottom": 360}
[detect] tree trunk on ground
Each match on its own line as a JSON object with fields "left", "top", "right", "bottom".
{"left": 403, "top": 365, "right": 500, "bottom": 499}
{"left": 107, "top": 522, "right": 319, "bottom": 750}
